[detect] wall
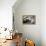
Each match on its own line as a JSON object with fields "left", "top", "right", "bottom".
{"left": 13, "top": 0, "right": 41, "bottom": 46}
{"left": 41, "top": 0, "right": 46, "bottom": 46}
{"left": 0, "top": 0, "right": 16, "bottom": 29}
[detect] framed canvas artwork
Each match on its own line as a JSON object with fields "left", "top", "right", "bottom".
{"left": 22, "top": 15, "right": 36, "bottom": 24}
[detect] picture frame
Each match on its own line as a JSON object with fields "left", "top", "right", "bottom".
{"left": 22, "top": 15, "right": 36, "bottom": 24}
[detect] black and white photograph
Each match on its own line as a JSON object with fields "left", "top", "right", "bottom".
{"left": 23, "top": 15, "right": 36, "bottom": 24}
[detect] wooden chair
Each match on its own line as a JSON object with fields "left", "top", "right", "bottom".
{"left": 15, "top": 33, "right": 23, "bottom": 46}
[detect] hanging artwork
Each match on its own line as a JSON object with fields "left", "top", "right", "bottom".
{"left": 22, "top": 15, "right": 36, "bottom": 24}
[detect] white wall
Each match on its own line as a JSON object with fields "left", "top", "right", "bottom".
{"left": 13, "top": 0, "right": 41, "bottom": 46}
{"left": 41, "top": 0, "right": 46, "bottom": 46}
{"left": 13, "top": 0, "right": 46, "bottom": 46}
{"left": 0, "top": 0, "right": 16, "bottom": 29}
